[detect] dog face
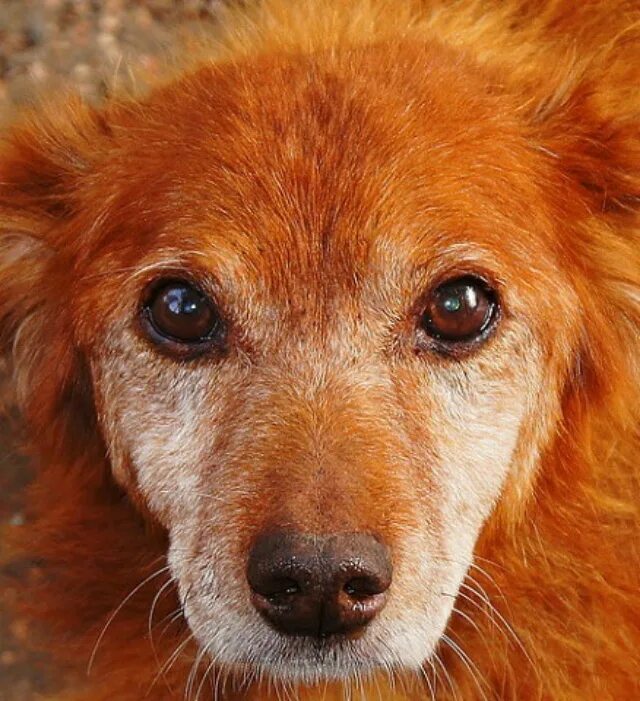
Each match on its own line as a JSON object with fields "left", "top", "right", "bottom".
{"left": 1, "top": 37, "right": 636, "bottom": 686}
{"left": 72, "top": 44, "right": 583, "bottom": 682}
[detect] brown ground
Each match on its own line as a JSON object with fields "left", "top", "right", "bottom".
{"left": 0, "top": 3, "right": 224, "bottom": 698}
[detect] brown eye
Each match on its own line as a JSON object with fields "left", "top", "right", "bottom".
{"left": 142, "top": 280, "right": 221, "bottom": 347}
{"left": 421, "top": 276, "right": 498, "bottom": 345}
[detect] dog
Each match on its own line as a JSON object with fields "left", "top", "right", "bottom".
{"left": 1, "top": 1, "right": 639, "bottom": 699}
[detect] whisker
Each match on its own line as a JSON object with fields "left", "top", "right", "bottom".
{"left": 148, "top": 579, "right": 176, "bottom": 639}
{"left": 416, "top": 661, "right": 437, "bottom": 701}
{"left": 432, "top": 650, "right": 461, "bottom": 701}
{"left": 147, "top": 576, "right": 179, "bottom": 693}
{"left": 153, "top": 607, "right": 186, "bottom": 641}
{"left": 441, "top": 632, "right": 490, "bottom": 701}
{"left": 194, "top": 645, "right": 216, "bottom": 701}
{"left": 185, "top": 643, "right": 207, "bottom": 701}
{"left": 443, "top": 587, "right": 536, "bottom": 677}
{"left": 459, "top": 582, "right": 534, "bottom": 670}
{"left": 449, "top": 604, "right": 483, "bottom": 636}
{"left": 432, "top": 553, "right": 506, "bottom": 600}
{"left": 426, "top": 657, "right": 441, "bottom": 697}
{"left": 147, "top": 630, "right": 195, "bottom": 698}
{"left": 146, "top": 587, "right": 195, "bottom": 697}
{"left": 79, "top": 249, "right": 212, "bottom": 285}
{"left": 87, "top": 564, "right": 170, "bottom": 675}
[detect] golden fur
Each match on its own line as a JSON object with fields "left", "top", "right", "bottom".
{"left": 1, "top": 1, "right": 639, "bottom": 699}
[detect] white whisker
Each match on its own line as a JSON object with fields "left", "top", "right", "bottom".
{"left": 87, "top": 564, "right": 170, "bottom": 675}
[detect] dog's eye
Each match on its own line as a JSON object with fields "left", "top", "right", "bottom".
{"left": 142, "top": 280, "right": 221, "bottom": 346}
{"left": 420, "top": 276, "right": 497, "bottom": 345}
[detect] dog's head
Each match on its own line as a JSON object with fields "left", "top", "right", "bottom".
{"left": 1, "top": 27, "right": 638, "bottom": 686}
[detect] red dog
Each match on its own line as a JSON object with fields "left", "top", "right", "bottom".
{"left": 1, "top": 1, "right": 639, "bottom": 699}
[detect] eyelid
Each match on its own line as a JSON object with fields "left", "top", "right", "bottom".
{"left": 140, "top": 269, "right": 217, "bottom": 303}
{"left": 136, "top": 266, "right": 235, "bottom": 328}
{"left": 412, "top": 264, "right": 507, "bottom": 314}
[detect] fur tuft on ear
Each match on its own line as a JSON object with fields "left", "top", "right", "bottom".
{"left": 527, "top": 28, "right": 640, "bottom": 412}
{"left": 0, "top": 98, "right": 111, "bottom": 460}
{"left": 535, "top": 83, "right": 640, "bottom": 218}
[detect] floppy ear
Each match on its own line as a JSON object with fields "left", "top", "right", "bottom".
{"left": 0, "top": 98, "right": 111, "bottom": 460}
{"left": 524, "top": 40, "right": 640, "bottom": 466}
{"left": 537, "top": 45, "right": 640, "bottom": 391}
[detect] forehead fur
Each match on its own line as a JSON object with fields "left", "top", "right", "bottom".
{"left": 97, "top": 40, "right": 544, "bottom": 242}
{"left": 70, "top": 41, "right": 564, "bottom": 342}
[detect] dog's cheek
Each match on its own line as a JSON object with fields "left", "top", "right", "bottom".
{"left": 424, "top": 344, "right": 545, "bottom": 547}
{"left": 89, "top": 341, "right": 223, "bottom": 526}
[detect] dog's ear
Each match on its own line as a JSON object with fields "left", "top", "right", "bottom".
{"left": 0, "top": 98, "right": 112, "bottom": 459}
{"left": 527, "top": 42, "right": 640, "bottom": 430}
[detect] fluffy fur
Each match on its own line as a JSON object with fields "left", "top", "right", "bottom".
{"left": 1, "top": 1, "right": 639, "bottom": 699}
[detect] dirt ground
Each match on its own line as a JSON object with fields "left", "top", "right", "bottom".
{"left": 0, "top": 3, "right": 225, "bottom": 698}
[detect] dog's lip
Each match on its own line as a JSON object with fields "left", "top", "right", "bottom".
{"left": 224, "top": 643, "right": 383, "bottom": 675}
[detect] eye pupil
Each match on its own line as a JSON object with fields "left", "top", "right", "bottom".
{"left": 166, "top": 288, "right": 199, "bottom": 316}
{"left": 144, "top": 280, "right": 221, "bottom": 347}
{"left": 442, "top": 295, "right": 463, "bottom": 313}
{"left": 421, "top": 276, "right": 497, "bottom": 346}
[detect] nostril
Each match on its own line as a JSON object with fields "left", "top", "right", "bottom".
{"left": 261, "top": 577, "right": 300, "bottom": 599}
{"left": 343, "top": 576, "right": 387, "bottom": 599}
{"left": 246, "top": 532, "right": 308, "bottom": 601}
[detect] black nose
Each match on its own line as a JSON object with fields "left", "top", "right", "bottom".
{"left": 247, "top": 532, "right": 392, "bottom": 638}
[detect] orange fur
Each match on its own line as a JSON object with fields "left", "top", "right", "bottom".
{"left": 1, "top": 1, "right": 639, "bottom": 699}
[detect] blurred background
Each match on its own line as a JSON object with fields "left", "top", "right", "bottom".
{"left": 0, "top": 3, "right": 227, "bottom": 698}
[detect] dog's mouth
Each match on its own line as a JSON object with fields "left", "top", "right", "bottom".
{"left": 171, "top": 528, "right": 463, "bottom": 685}
{"left": 215, "top": 632, "right": 402, "bottom": 685}
{"left": 181, "top": 605, "right": 401, "bottom": 683}
{"left": 180, "top": 595, "right": 450, "bottom": 686}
